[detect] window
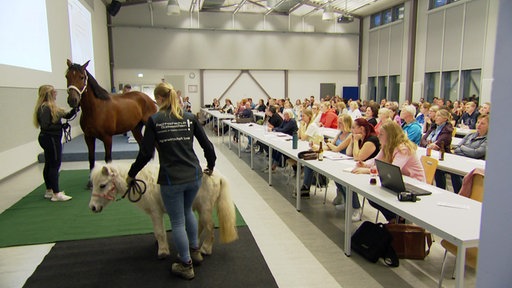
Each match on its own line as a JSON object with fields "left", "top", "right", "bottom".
{"left": 378, "top": 76, "right": 388, "bottom": 102}
{"left": 441, "top": 71, "right": 459, "bottom": 102}
{"left": 389, "top": 75, "right": 400, "bottom": 102}
{"left": 425, "top": 72, "right": 440, "bottom": 103}
{"left": 370, "top": 4, "right": 404, "bottom": 29}
{"left": 429, "top": 0, "right": 461, "bottom": 10}
{"left": 461, "top": 69, "right": 481, "bottom": 104}
{"left": 368, "top": 77, "right": 376, "bottom": 101}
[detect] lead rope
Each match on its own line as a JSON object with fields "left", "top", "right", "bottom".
{"left": 62, "top": 107, "right": 79, "bottom": 143}
{"left": 121, "top": 178, "right": 147, "bottom": 202}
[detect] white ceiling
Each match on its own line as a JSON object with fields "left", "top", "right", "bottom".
{"left": 115, "top": 0, "right": 406, "bottom": 18}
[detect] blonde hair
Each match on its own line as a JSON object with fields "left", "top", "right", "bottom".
{"left": 338, "top": 114, "right": 352, "bottom": 133}
{"left": 33, "top": 85, "right": 65, "bottom": 128}
{"left": 380, "top": 121, "right": 417, "bottom": 163}
{"left": 302, "top": 109, "right": 313, "bottom": 128}
{"left": 436, "top": 108, "right": 453, "bottom": 123}
{"left": 154, "top": 82, "right": 183, "bottom": 120}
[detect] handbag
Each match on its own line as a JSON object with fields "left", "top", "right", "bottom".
{"left": 384, "top": 223, "right": 433, "bottom": 260}
{"left": 351, "top": 221, "right": 399, "bottom": 267}
{"left": 235, "top": 115, "right": 253, "bottom": 123}
{"left": 298, "top": 150, "right": 318, "bottom": 160}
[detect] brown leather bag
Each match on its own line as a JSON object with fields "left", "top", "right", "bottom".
{"left": 384, "top": 224, "right": 433, "bottom": 260}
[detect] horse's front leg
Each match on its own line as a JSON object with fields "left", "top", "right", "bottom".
{"left": 84, "top": 134, "right": 96, "bottom": 189}
{"left": 148, "top": 211, "right": 170, "bottom": 259}
{"left": 103, "top": 136, "right": 113, "bottom": 163}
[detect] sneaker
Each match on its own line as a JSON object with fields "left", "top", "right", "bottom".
{"left": 351, "top": 208, "right": 362, "bottom": 222}
{"left": 51, "top": 192, "right": 72, "bottom": 202}
{"left": 171, "top": 261, "right": 194, "bottom": 280}
{"left": 332, "top": 194, "right": 344, "bottom": 206}
{"left": 334, "top": 204, "right": 345, "bottom": 211}
{"left": 190, "top": 249, "right": 203, "bottom": 266}
{"left": 300, "top": 185, "right": 310, "bottom": 192}
{"left": 44, "top": 190, "right": 53, "bottom": 199}
{"left": 292, "top": 191, "right": 310, "bottom": 199}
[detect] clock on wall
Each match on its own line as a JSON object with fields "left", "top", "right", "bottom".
{"left": 189, "top": 72, "right": 196, "bottom": 79}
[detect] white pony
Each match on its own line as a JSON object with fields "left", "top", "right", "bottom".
{"left": 88, "top": 163, "right": 238, "bottom": 258}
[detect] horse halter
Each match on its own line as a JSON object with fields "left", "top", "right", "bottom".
{"left": 67, "top": 71, "right": 88, "bottom": 99}
{"left": 91, "top": 174, "right": 118, "bottom": 202}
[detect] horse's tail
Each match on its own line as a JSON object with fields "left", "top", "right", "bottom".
{"left": 216, "top": 174, "right": 238, "bottom": 243}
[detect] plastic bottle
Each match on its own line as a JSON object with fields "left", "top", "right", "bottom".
{"left": 292, "top": 131, "right": 298, "bottom": 149}
{"left": 426, "top": 140, "right": 432, "bottom": 156}
{"left": 439, "top": 141, "right": 445, "bottom": 161}
{"left": 369, "top": 165, "right": 378, "bottom": 185}
{"left": 318, "top": 142, "right": 324, "bottom": 161}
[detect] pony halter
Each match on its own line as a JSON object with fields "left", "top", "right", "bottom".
{"left": 67, "top": 73, "right": 88, "bottom": 97}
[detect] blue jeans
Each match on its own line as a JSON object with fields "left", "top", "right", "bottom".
{"left": 160, "top": 179, "right": 201, "bottom": 264}
{"left": 335, "top": 182, "right": 361, "bottom": 209}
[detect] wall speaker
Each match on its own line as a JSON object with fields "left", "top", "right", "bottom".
{"left": 107, "top": 0, "right": 122, "bottom": 17}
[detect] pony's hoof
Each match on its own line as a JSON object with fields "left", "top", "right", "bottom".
{"left": 200, "top": 246, "right": 212, "bottom": 256}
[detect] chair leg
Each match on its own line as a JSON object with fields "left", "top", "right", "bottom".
{"left": 438, "top": 249, "right": 449, "bottom": 288}
{"left": 322, "top": 181, "right": 328, "bottom": 205}
{"left": 451, "top": 258, "right": 457, "bottom": 279}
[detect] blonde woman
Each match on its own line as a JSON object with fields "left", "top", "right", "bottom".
{"left": 353, "top": 121, "right": 425, "bottom": 222}
{"left": 347, "top": 101, "right": 362, "bottom": 120}
{"left": 374, "top": 107, "right": 392, "bottom": 135}
{"left": 33, "top": 85, "right": 77, "bottom": 202}
{"left": 127, "top": 82, "right": 216, "bottom": 280}
{"left": 297, "top": 109, "right": 322, "bottom": 199}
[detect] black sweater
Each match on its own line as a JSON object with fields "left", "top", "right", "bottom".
{"left": 37, "top": 105, "right": 77, "bottom": 137}
{"left": 129, "top": 111, "right": 216, "bottom": 185}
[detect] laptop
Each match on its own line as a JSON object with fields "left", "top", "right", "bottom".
{"left": 375, "top": 159, "right": 432, "bottom": 196}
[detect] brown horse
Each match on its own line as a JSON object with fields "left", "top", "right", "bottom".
{"left": 65, "top": 59, "right": 157, "bottom": 184}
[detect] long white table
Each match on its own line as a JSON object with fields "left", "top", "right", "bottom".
{"left": 416, "top": 147, "right": 485, "bottom": 175}
{"left": 220, "top": 121, "right": 480, "bottom": 288}
{"left": 201, "top": 108, "right": 235, "bottom": 137}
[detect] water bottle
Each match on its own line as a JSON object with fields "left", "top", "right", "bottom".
{"left": 369, "top": 165, "right": 378, "bottom": 185}
{"left": 292, "top": 131, "right": 298, "bottom": 149}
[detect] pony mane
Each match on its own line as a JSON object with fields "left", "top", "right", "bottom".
{"left": 67, "top": 63, "right": 110, "bottom": 100}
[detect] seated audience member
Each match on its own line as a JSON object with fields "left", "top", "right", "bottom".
{"left": 479, "top": 102, "right": 491, "bottom": 116}
{"left": 400, "top": 105, "right": 422, "bottom": 145}
{"left": 183, "top": 96, "right": 192, "bottom": 112}
{"left": 347, "top": 101, "right": 362, "bottom": 120}
{"left": 212, "top": 98, "right": 220, "bottom": 109}
{"left": 311, "top": 103, "right": 321, "bottom": 124}
{"left": 325, "top": 115, "right": 352, "bottom": 208}
{"left": 255, "top": 98, "right": 266, "bottom": 112}
{"left": 388, "top": 101, "right": 402, "bottom": 125}
{"left": 257, "top": 106, "right": 283, "bottom": 155}
{"left": 352, "top": 121, "right": 425, "bottom": 222}
{"left": 457, "top": 101, "right": 480, "bottom": 129}
{"left": 416, "top": 102, "right": 431, "bottom": 126}
{"left": 365, "top": 103, "right": 379, "bottom": 127}
{"left": 297, "top": 109, "right": 322, "bottom": 199}
{"left": 122, "top": 84, "right": 132, "bottom": 94}
{"left": 335, "top": 101, "right": 348, "bottom": 115}
{"left": 293, "top": 99, "right": 303, "bottom": 120}
{"left": 269, "top": 109, "right": 298, "bottom": 171}
{"left": 318, "top": 102, "right": 338, "bottom": 128}
{"left": 447, "top": 114, "right": 489, "bottom": 193}
{"left": 248, "top": 98, "right": 256, "bottom": 109}
{"left": 451, "top": 100, "right": 463, "bottom": 124}
{"left": 420, "top": 108, "right": 454, "bottom": 189}
{"left": 423, "top": 105, "right": 439, "bottom": 133}
{"left": 374, "top": 107, "right": 392, "bottom": 135}
{"left": 339, "top": 118, "right": 381, "bottom": 221}
{"left": 220, "top": 98, "right": 235, "bottom": 114}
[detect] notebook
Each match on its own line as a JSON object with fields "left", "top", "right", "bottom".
{"left": 375, "top": 159, "right": 432, "bottom": 196}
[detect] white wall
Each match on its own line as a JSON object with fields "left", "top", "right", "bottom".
{"left": 0, "top": 0, "right": 109, "bottom": 180}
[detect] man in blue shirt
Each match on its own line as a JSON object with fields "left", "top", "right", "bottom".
{"left": 400, "top": 105, "right": 422, "bottom": 145}
{"left": 458, "top": 101, "right": 480, "bottom": 129}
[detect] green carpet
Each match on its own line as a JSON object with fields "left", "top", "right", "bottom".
{"left": 0, "top": 170, "right": 246, "bottom": 248}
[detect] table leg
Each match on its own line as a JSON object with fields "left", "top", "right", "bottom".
{"left": 250, "top": 136, "right": 254, "bottom": 169}
{"left": 268, "top": 147, "right": 273, "bottom": 186}
{"left": 228, "top": 126, "right": 232, "bottom": 149}
{"left": 344, "top": 186, "right": 353, "bottom": 256}
{"left": 296, "top": 162, "right": 301, "bottom": 212}
{"left": 455, "top": 244, "right": 467, "bottom": 288}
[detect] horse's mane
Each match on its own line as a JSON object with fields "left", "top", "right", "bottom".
{"left": 68, "top": 63, "right": 110, "bottom": 100}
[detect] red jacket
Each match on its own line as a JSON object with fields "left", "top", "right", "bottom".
{"left": 320, "top": 109, "right": 338, "bottom": 128}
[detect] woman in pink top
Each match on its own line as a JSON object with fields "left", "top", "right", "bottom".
{"left": 352, "top": 121, "right": 425, "bottom": 222}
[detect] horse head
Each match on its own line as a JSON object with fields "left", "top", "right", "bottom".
{"left": 89, "top": 164, "right": 124, "bottom": 213}
{"left": 66, "top": 59, "right": 90, "bottom": 108}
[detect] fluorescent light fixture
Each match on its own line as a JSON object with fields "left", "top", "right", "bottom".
{"left": 322, "top": 5, "right": 334, "bottom": 21}
{"left": 167, "top": 0, "right": 181, "bottom": 15}
{"left": 137, "top": 73, "right": 144, "bottom": 78}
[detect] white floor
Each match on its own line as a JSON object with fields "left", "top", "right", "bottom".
{"left": 0, "top": 131, "right": 476, "bottom": 288}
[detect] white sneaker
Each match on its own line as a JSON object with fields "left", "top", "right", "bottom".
{"left": 51, "top": 192, "right": 72, "bottom": 202}
{"left": 335, "top": 204, "right": 345, "bottom": 211}
{"left": 351, "top": 208, "right": 362, "bottom": 222}
{"left": 44, "top": 190, "right": 53, "bottom": 199}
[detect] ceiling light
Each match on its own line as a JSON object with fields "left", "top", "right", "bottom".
{"left": 322, "top": 5, "right": 334, "bottom": 21}
{"left": 167, "top": 0, "right": 181, "bottom": 15}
